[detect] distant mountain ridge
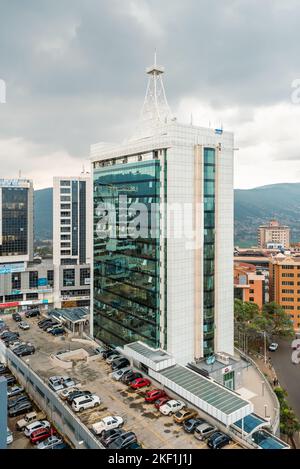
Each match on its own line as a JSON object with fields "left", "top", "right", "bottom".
{"left": 34, "top": 183, "right": 300, "bottom": 246}
{"left": 34, "top": 188, "right": 53, "bottom": 241}
{"left": 234, "top": 183, "right": 300, "bottom": 246}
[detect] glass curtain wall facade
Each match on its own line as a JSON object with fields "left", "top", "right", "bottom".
{"left": 93, "top": 158, "right": 161, "bottom": 349}
{"left": 0, "top": 188, "right": 28, "bottom": 257}
{"left": 203, "top": 148, "right": 216, "bottom": 357}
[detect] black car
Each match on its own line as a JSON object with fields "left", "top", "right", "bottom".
{"left": 3, "top": 375, "right": 16, "bottom": 386}
{"left": 183, "top": 418, "right": 205, "bottom": 433}
{"left": 1, "top": 331, "right": 19, "bottom": 340}
{"left": 108, "top": 432, "right": 137, "bottom": 449}
{"left": 0, "top": 364, "right": 9, "bottom": 375}
{"left": 52, "top": 443, "right": 71, "bottom": 450}
{"left": 100, "top": 429, "right": 125, "bottom": 447}
{"left": 14, "top": 345, "right": 35, "bottom": 357}
{"left": 51, "top": 327, "right": 65, "bottom": 336}
{"left": 38, "top": 318, "right": 49, "bottom": 327}
{"left": 111, "top": 358, "right": 130, "bottom": 371}
{"left": 42, "top": 321, "right": 57, "bottom": 331}
{"left": 12, "top": 313, "right": 22, "bottom": 322}
{"left": 4, "top": 335, "right": 20, "bottom": 346}
{"left": 67, "top": 390, "right": 92, "bottom": 404}
{"left": 123, "top": 372, "right": 143, "bottom": 385}
{"left": 8, "top": 401, "right": 33, "bottom": 417}
{"left": 102, "top": 349, "right": 116, "bottom": 360}
{"left": 207, "top": 432, "right": 231, "bottom": 449}
{"left": 25, "top": 309, "right": 40, "bottom": 318}
{"left": 8, "top": 394, "right": 29, "bottom": 409}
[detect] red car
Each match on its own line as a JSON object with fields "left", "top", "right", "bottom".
{"left": 145, "top": 389, "right": 167, "bottom": 403}
{"left": 30, "top": 427, "right": 56, "bottom": 445}
{"left": 130, "top": 377, "right": 151, "bottom": 389}
{"left": 154, "top": 396, "right": 170, "bottom": 409}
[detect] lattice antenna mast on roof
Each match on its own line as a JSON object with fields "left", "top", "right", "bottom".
{"left": 142, "top": 51, "right": 172, "bottom": 124}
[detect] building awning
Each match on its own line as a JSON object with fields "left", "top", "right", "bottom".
{"left": 124, "top": 341, "right": 175, "bottom": 372}
{"left": 49, "top": 307, "right": 88, "bottom": 324}
{"left": 149, "top": 364, "right": 253, "bottom": 426}
{"left": 232, "top": 413, "right": 270, "bottom": 436}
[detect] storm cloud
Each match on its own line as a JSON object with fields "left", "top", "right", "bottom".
{"left": 0, "top": 0, "right": 300, "bottom": 187}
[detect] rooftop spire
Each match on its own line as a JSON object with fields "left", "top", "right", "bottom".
{"left": 130, "top": 52, "right": 173, "bottom": 140}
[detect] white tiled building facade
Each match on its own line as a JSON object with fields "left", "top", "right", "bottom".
{"left": 91, "top": 61, "right": 234, "bottom": 364}
{"left": 53, "top": 175, "right": 92, "bottom": 309}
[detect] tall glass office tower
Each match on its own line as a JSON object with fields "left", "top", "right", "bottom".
{"left": 0, "top": 179, "right": 33, "bottom": 263}
{"left": 91, "top": 59, "right": 234, "bottom": 364}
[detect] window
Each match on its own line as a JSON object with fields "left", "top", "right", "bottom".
{"left": 282, "top": 289, "right": 294, "bottom": 294}
{"left": 61, "top": 196, "right": 71, "bottom": 202}
{"left": 61, "top": 204, "right": 70, "bottom": 210}
{"left": 61, "top": 212, "right": 70, "bottom": 218}
{"left": 26, "top": 293, "right": 38, "bottom": 300}
{"left": 63, "top": 269, "right": 75, "bottom": 287}
{"left": 61, "top": 250, "right": 71, "bottom": 256}
{"left": 249, "top": 297, "right": 254, "bottom": 301}
{"left": 249, "top": 280, "right": 254, "bottom": 285}
{"left": 282, "top": 281, "right": 294, "bottom": 285}
{"left": 29, "top": 271, "right": 38, "bottom": 288}
{"left": 61, "top": 227, "right": 71, "bottom": 233}
{"left": 47, "top": 270, "right": 54, "bottom": 287}
{"left": 282, "top": 297, "right": 294, "bottom": 302}
{"left": 249, "top": 289, "right": 254, "bottom": 294}
{"left": 282, "top": 273, "right": 294, "bottom": 278}
{"left": 61, "top": 258, "right": 77, "bottom": 265}
{"left": 60, "top": 180, "right": 70, "bottom": 187}
{"left": 5, "top": 294, "right": 23, "bottom": 301}
{"left": 80, "top": 268, "right": 90, "bottom": 286}
{"left": 11, "top": 272, "right": 21, "bottom": 290}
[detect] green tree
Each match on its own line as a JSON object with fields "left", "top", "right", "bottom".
{"left": 262, "top": 302, "right": 294, "bottom": 337}
{"left": 274, "top": 387, "right": 300, "bottom": 439}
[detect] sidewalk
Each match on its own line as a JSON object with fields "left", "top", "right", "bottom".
{"left": 236, "top": 363, "right": 277, "bottom": 425}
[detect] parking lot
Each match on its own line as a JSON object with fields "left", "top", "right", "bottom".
{"left": 3, "top": 314, "right": 243, "bottom": 449}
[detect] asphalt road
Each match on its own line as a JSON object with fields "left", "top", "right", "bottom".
{"left": 270, "top": 337, "right": 300, "bottom": 420}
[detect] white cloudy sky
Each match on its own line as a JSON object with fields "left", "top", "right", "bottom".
{"left": 1, "top": 0, "right": 300, "bottom": 189}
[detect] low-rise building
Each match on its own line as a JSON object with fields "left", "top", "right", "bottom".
{"left": 258, "top": 220, "right": 290, "bottom": 249}
{"left": 234, "top": 263, "right": 266, "bottom": 309}
{"left": 269, "top": 253, "right": 300, "bottom": 331}
{"left": 0, "top": 258, "right": 54, "bottom": 314}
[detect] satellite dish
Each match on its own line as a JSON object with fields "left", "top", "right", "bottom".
{"left": 206, "top": 355, "right": 216, "bottom": 366}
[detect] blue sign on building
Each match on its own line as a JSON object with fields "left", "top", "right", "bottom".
{"left": 38, "top": 278, "right": 48, "bottom": 287}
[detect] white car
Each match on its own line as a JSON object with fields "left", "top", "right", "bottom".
{"left": 160, "top": 400, "right": 185, "bottom": 416}
{"left": 7, "top": 427, "right": 13, "bottom": 445}
{"left": 24, "top": 420, "right": 50, "bottom": 437}
{"left": 59, "top": 387, "right": 80, "bottom": 400}
{"left": 112, "top": 367, "right": 131, "bottom": 381}
{"left": 106, "top": 354, "right": 120, "bottom": 364}
{"left": 92, "top": 416, "right": 124, "bottom": 435}
{"left": 19, "top": 321, "right": 30, "bottom": 330}
{"left": 268, "top": 343, "right": 279, "bottom": 352}
{"left": 72, "top": 394, "right": 101, "bottom": 412}
{"left": 37, "top": 435, "right": 63, "bottom": 449}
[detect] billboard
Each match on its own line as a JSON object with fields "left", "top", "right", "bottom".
{"left": 0, "top": 263, "right": 25, "bottom": 274}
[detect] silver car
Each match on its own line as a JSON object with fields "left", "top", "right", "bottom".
{"left": 194, "top": 422, "right": 218, "bottom": 441}
{"left": 112, "top": 367, "right": 132, "bottom": 381}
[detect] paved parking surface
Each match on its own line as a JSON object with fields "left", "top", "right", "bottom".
{"left": 3, "top": 315, "right": 242, "bottom": 450}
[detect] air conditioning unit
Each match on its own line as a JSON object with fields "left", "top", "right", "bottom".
{"left": 216, "top": 352, "right": 230, "bottom": 365}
